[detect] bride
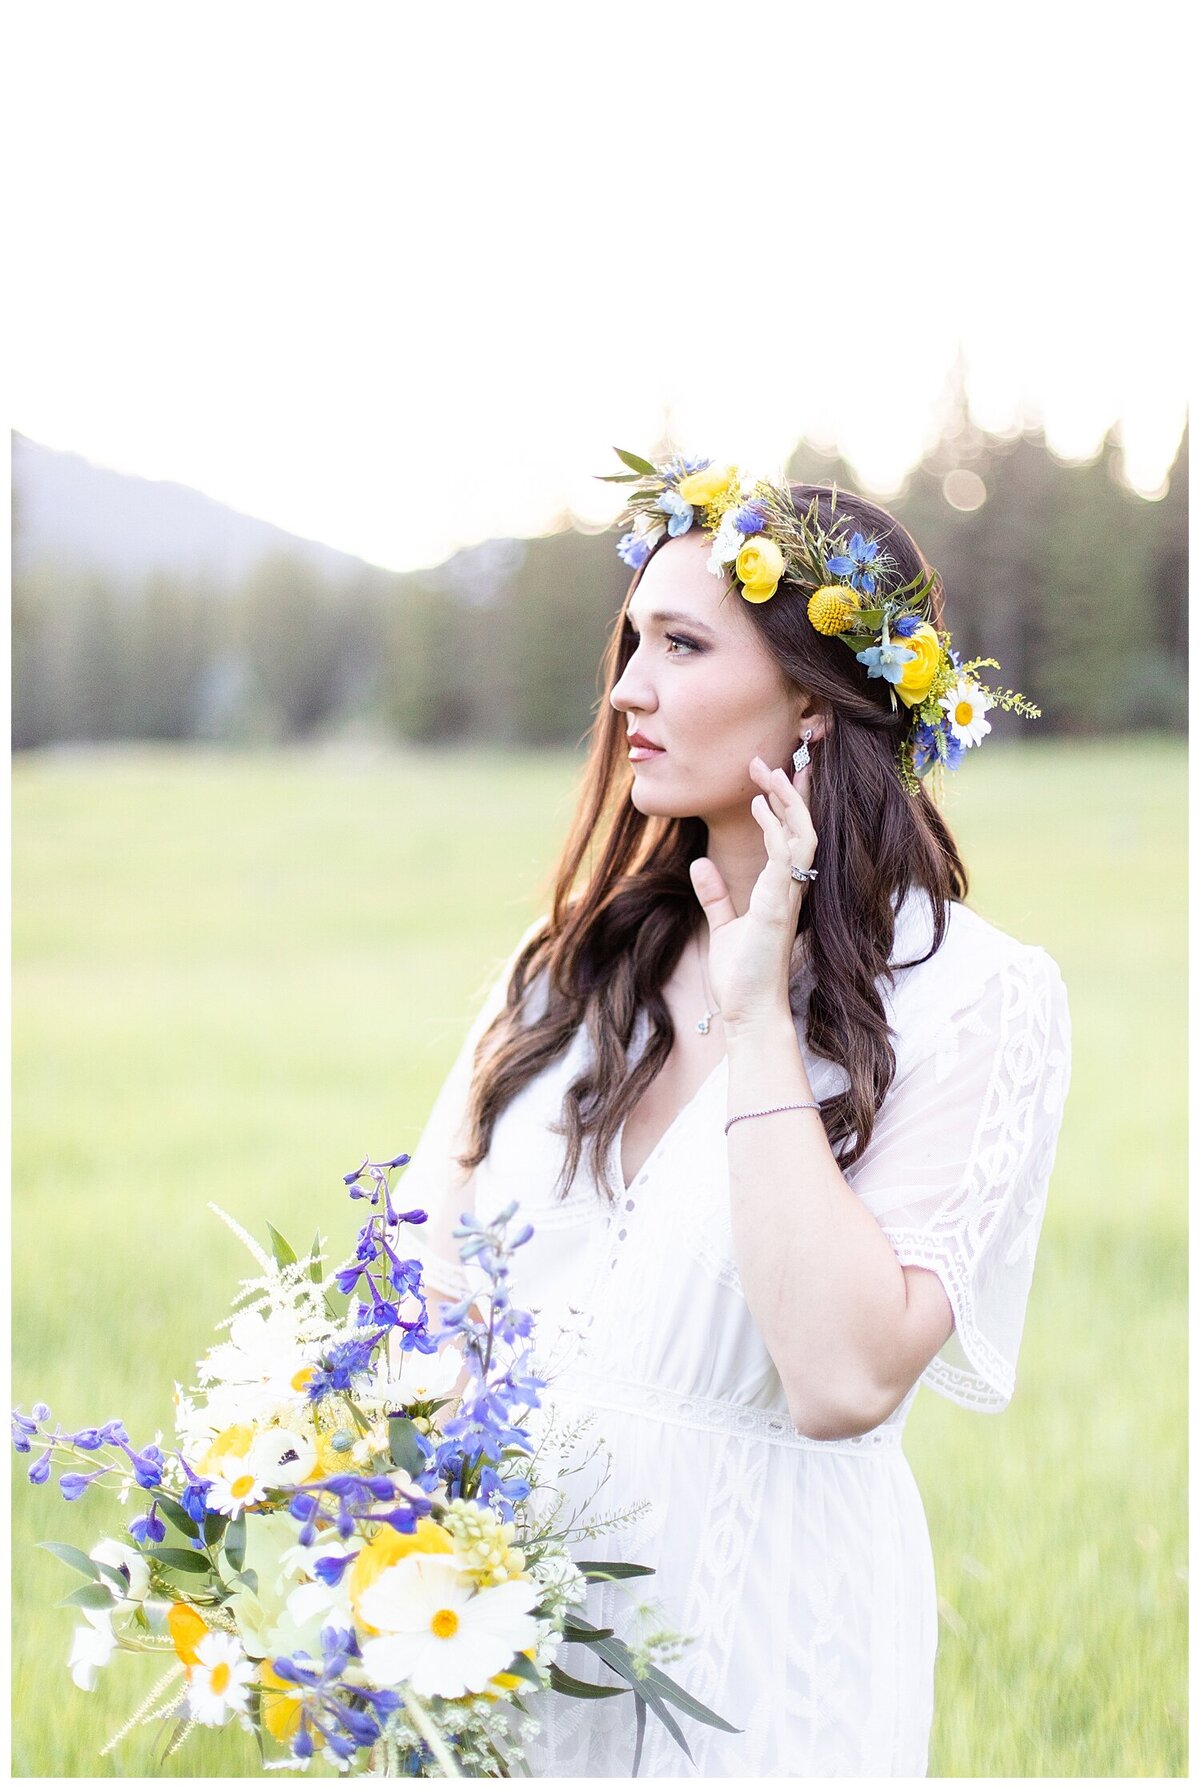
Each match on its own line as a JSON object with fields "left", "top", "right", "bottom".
{"left": 400, "top": 455, "right": 1071, "bottom": 1776}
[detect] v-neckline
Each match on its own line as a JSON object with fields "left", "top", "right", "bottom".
{"left": 616, "top": 1056, "right": 726, "bottom": 1197}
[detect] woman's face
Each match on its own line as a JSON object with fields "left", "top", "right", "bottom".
{"left": 609, "top": 529, "right": 814, "bottom": 824}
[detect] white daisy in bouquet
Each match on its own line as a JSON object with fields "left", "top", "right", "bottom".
{"left": 13, "top": 1152, "right": 736, "bottom": 1774}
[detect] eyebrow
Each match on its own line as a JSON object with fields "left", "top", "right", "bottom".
{"left": 626, "top": 608, "right": 717, "bottom": 637}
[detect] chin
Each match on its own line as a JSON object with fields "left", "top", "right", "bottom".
{"left": 628, "top": 773, "right": 724, "bottom": 821}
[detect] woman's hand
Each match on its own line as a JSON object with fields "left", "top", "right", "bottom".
{"left": 689, "top": 755, "right": 816, "bottom": 1033}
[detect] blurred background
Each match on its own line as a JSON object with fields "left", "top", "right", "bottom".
{"left": 9, "top": 1, "right": 1187, "bottom": 1779}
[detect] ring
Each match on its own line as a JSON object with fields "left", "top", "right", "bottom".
{"left": 790, "top": 865, "right": 818, "bottom": 883}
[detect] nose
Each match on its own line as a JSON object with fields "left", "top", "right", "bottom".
{"left": 610, "top": 640, "right": 656, "bottom": 718}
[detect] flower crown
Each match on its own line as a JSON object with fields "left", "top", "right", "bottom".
{"left": 601, "top": 447, "right": 1040, "bottom": 786}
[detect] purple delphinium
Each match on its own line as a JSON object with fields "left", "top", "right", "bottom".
{"left": 271, "top": 1627, "right": 400, "bottom": 1766}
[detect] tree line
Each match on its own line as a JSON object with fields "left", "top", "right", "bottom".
{"left": 12, "top": 419, "right": 1187, "bottom": 752}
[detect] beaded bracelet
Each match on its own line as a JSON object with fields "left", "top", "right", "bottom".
{"left": 724, "top": 1102, "right": 821, "bottom": 1136}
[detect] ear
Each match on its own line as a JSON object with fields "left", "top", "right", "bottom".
{"left": 790, "top": 694, "right": 833, "bottom": 745}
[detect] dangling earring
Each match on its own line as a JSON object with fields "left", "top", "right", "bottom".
{"left": 792, "top": 729, "right": 813, "bottom": 774}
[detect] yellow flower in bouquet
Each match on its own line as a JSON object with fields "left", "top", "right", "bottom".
{"left": 677, "top": 463, "right": 735, "bottom": 507}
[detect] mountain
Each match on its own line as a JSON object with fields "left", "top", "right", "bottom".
{"left": 11, "top": 433, "right": 377, "bottom": 589}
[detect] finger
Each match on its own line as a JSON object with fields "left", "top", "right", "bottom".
{"left": 689, "top": 856, "right": 738, "bottom": 933}
{"left": 766, "top": 763, "right": 817, "bottom": 846}
{"left": 751, "top": 794, "right": 793, "bottom": 866}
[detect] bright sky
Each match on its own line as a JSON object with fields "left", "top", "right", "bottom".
{"left": 7, "top": 2, "right": 1190, "bottom": 574}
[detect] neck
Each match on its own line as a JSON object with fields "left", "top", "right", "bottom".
{"left": 702, "top": 808, "right": 770, "bottom": 916}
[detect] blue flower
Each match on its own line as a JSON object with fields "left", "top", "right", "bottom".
{"left": 656, "top": 491, "right": 695, "bottom": 538}
{"left": 892, "top": 614, "right": 921, "bottom": 638}
{"left": 856, "top": 641, "right": 916, "bottom": 684}
{"left": 129, "top": 1501, "right": 167, "bottom": 1545}
{"left": 827, "top": 531, "right": 881, "bottom": 594}
{"left": 177, "top": 1456, "right": 212, "bottom": 1525}
{"left": 912, "top": 720, "right": 965, "bottom": 776}
{"left": 60, "top": 1468, "right": 107, "bottom": 1502}
{"left": 616, "top": 531, "right": 651, "bottom": 570}
{"left": 27, "top": 1447, "right": 53, "bottom": 1485}
{"left": 732, "top": 502, "right": 766, "bottom": 534}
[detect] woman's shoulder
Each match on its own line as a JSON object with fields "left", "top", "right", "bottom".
{"left": 887, "top": 889, "right": 1069, "bottom": 1037}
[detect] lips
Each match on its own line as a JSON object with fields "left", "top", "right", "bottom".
{"left": 627, "top": 730, "right": 664, "bottom": 762}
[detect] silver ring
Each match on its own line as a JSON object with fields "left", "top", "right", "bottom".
{"left": 790, "top": 865, "right": 818, "bottom": 883}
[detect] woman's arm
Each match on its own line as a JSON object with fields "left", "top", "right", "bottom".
{"left": 693, "top": 756, "right": 953, "bottom": 1441}
{"left": 723, "top": 1008, "right": 953, "bottom": 1439}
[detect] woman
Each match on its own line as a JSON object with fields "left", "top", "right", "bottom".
{"left": 401, "top": 457, "right": 1071, "bottom": 1777}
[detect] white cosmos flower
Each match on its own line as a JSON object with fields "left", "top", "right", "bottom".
{"left": 249, "top": 1425, "right": 318, "bottom": 1489}
{"left": 359, "top": 1555, "right": 540, "bottom": 1699}
{"left": 67, "top": 1615, "right": 117, "bottom": 1690}
{"left": 199, "top": 1308, "right": 315, "bottom": 1399}
{"left": 939, "top": 678, "right": 994, "bottom": 747}
{"left": 186, "top": 1631, "right": 256, "bottom": 1728}
{"left": 366, "top": 1337, "right": 463, "bottom": 1410}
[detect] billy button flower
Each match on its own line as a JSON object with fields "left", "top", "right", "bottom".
{"left": 807, "top": 586, "right": 859, "bottom": 635}
{"left": 735, "top": 535, "right": 787, "bottom": 603}
{"left": 892, "top": 622, "right": 943, "bottom": 707}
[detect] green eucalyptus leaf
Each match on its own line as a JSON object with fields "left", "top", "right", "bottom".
{"left": 614, "top": 448, "right": 657, "bottom": 476}
{"left": 146, "top": 1545, "right": 212, "bottom": 1574}
{"left": 203, "top": 1510, "right": 229, "bottom": 1549}
{"left": 93, "top": 1560, "right": 131, "bottom": 1594}
{"left": 224, "top": 1513, "right": 247, "bottom": 1574}
{"left": 575, "top": 1559, "right": 656, "bottom": 1582}
{"left": 388, "top": 1417, "right": 428, "bottom": 1477}
{"left": 37, "top": 1541, "right": 100, "bottom": 1580}
{"left": 59, "top": 1581, "right": 116, "bottom": 1610}
{"left": 307, "top": 1231, "right": 324, "bottom": 1283}
{"left": 547, "top": 1661, "right": 629, "bottom": 1699}
{"left": 500, "top": 1651, "right": 544, "bottom": 1689}
{"left": 153, "top": 1492, "right": 200, "bottom": 1540}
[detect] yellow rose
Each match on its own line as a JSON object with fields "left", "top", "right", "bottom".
{"left": 735, "top": 535, "right": 786, "bottom": 603}
{"left": 676, "top": 464, "right": 735, "bottom": 506}
{"left": 894, "top": 623, "right": 942, "bottom": 706}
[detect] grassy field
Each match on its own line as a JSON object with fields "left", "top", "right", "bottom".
{"left": 11, "top": 740, "right": 1186, "bottom": 1777}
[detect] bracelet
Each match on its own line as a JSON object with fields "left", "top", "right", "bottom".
{"left": 725, "top": 1102, "right": 821, "bottom": 1136}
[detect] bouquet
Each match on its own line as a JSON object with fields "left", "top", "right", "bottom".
{"left": 12, "top": 1152, "right": 734, "bottom": 1775}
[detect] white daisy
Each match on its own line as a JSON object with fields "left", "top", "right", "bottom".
{"left": 186, "top": 1631, "right": 256, "bottom": 1728}
{"left": 208, "top": 1462, "right": 268, "bottom": 1518}
{"left": 939, "top": 677, "right": 994, "bottom": 747}
{"left": 358, "top": 1555, "right": 540, "bottom": 1700}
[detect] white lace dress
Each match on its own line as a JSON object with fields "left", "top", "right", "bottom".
{"left": 401, "top": 892, "right": 1071, "bottom": 1777}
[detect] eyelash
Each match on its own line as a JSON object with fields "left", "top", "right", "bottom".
{"left": 625, "top": 629, "right": 703, "bottom": 657}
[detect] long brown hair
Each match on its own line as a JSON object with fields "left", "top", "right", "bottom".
{"left": 461, "top": 484, "right": 969, "bottom": 1199}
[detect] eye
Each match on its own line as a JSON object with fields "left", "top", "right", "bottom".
{"left": 665, "top": 632, "right": 703, "bottom": 656}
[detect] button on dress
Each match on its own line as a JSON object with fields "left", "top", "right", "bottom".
{"left": 401, "top": 891, "right": 1072, "bottom": 1777}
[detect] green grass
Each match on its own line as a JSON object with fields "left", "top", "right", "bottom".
{"left": 11, "top": 740, "right": 1186, "bottom": 1777}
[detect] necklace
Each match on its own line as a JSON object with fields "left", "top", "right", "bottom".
{"left": 695, "top": 935, "right": 721, "bottom": 1036}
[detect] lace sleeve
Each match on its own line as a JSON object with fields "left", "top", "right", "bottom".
{"left": 848, "top": 945, "right": 1072, "bottom": 1411}
{"left": 398, "top": 923, "right": 543, "bottom": 1302}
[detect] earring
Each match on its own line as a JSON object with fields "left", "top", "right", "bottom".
{"left": 792, "top": 729, "right": 813, "bottom": 774}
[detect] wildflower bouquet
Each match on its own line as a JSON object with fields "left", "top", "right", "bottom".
{"left": 13, "top": 1154, "right": 734, "bottom": 1776}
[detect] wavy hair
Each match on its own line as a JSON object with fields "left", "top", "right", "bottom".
{"left": 460, "top": 484, "right": 969, "bottom": 1200}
